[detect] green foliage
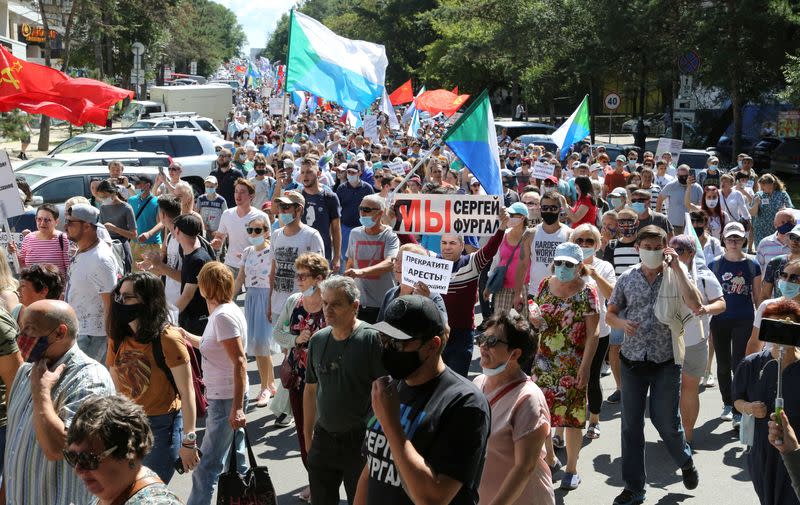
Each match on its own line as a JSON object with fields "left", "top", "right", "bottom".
{"left": 779, "top": 52, "right": 800, "bottom": 104}
{"left": 0, "top": 110, "right": 30, "bottom": 142}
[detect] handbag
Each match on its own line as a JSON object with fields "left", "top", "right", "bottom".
{"left": 279, "top": 347, "right": 302, "bottom": 390}
{"left": 217, "top": 429, "right": 278, "bottom": 505}
{"left": 486, "top": 235, "right": 522, "bottom": 294}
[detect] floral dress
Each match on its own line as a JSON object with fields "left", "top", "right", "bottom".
{"left": 532, "top": 277, "right": 598, "bottom": 428}
{"left": 752, "top": 189, "right": 793, "bottom": 245}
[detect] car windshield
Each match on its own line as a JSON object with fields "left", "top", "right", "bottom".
{"left": 16, "top": 158, "right": 68, "bottom": 171}
{"left": 18, "top": 173, "right": 46, "bottom": 186}
{"left": 50, "top": 136, "right": 101, "bottom": 155}
{"left": 130, "top": 121, "right": 156, "bottom": 129}
{"left": 679, "top": 153, "right": 710, "bottom": 170}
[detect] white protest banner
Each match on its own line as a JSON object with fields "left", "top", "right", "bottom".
{"left": 531, "top": 160, "right": 554, "bottom": 180}
{"left": 655, "top": 138, "right": 683, "bottom": 165}
{"left": 268, "top": 97, "right": 284, "bottom": 116}
{"left": 391, "top": 194, "right": 501, "bottom": 236}
{"left": 0, "top": 150, "right": 24, "bottom": 219}
{"left": 401, "top": 251, "right": 453, "bottom": 294}
{"left": 363, "top": 114, "right": 380, "bottom": 143}
{"left": 387, "top": 161, "right": 405, "bottom": 175}
{"left": 0, "top": 232, "right": 22, "bottom": 250}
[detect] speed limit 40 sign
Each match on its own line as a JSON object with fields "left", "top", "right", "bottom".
{"left": 604, "top": 92, "right": 621, "bottom": 110}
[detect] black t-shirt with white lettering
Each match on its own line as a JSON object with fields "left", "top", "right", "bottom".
{"left": 363, "top": 367, "right": 490, "bottom": 505}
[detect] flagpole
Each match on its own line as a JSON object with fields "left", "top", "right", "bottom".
{"left": 278, "top": 8, "right": 295, "bottom": 158}
{"left": 388, "top": 139, "right": 443, "bottom": 204}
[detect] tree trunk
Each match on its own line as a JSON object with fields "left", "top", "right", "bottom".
{"left": 589, "top": 74, "right": 596, "bottom": 144}
{"left": 36, "top": 0, "right": 52, "bottom": 152}
{"left": 731, "top": 87, "right": 742, "bottom": 160}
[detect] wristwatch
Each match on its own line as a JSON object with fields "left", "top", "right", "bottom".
{"left": 184, "top": 431, "right": 197, "bottom": 443}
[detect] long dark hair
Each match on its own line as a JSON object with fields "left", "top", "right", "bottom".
{"left": 574, "top": 176, "right": 596, "bottom": 207}
{"left": 107, "top": 272, "right": 170, "bottom": 350}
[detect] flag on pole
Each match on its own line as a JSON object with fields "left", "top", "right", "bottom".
{"left": 442, "top": 90, "right": 502, "bottom": 195}
{"left": 402, "top": 86, "right": 425, "bottom": 123}
{"left": 451, "top": 86, "right": 459, "bottom": 94}
{"left": 551, "top": 94, "right": 590, "bottom": 160}
{"left": 380, "top": 89, "right": 400, "bottom": 130}
{"left": 287, "top": 10, "right": 388, "bottom": 112}
{"left": 340, "top": 109, "right": 362, "bottom": 128}
{"left": 407, "top": 108, "right": 420, "bottom": 137}
{"left": 388, "top": 79, "right": 414, "bottom": 105}
{"left": 416, "top": 89, "right": 470, "bottom": 117}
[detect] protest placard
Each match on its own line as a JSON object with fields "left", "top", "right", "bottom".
{"left": 531, "top": 161, "right": 554, "bottom": 180}
{"left": 268, "top": 97, "right": 284, "bottom": 116}
{"left": 391, "top": 194, "right": 501, "bottom": 236}
{"left": 655, "top": 138, "right": 683, "bottom": 164}
{"left": 401, "top": 251, "right": 453, "bottom": 294}
{"left": 0, "top": 150, "right": 24, "bottom": 219}
{"left": 363, "top": 114, "right": 379, "bottom": 142}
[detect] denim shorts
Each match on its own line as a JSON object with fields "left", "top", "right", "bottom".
{"left": 609, "top": 327, "right": 625, "bottom": 346}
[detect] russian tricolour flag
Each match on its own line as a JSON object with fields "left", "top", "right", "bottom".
{"left": 442, "top": 90, "right": 502, "bottom": 195}
{"left": 286, "top": 10, "right": 388, "bottom": 112}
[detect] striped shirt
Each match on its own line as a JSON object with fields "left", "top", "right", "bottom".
{"left": 5, "top": 344, "right": 115, "bottom": 505}
{"left": 19, "top": 231, "right": 71, "bottom": 273}
{"left": 602, "top": 239, "right": 640, "bottom": 276}
{"left": 440, "top": 229, "right": 504, "bottom": 330}
{"left": 756, "top": 233, "right": 789, "bottom": 272}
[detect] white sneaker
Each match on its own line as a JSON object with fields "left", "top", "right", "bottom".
{"left": 704, "top": 373, "right": 716, "bottom": 387}
{"left": 601, "top": 362, "right": 611, "bottom": 377}
{"left": 720, "top": 405, "right": 733, "bottom": 421}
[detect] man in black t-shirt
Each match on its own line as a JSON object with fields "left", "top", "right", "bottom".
{"left": 362, "top": 295, "right": 490, "bottom": 505}
{"left": 209, "top": 148, "right": 245, "bottom": 206}
{"left": 173, "top": 214, "right": 211, "bottom": 336}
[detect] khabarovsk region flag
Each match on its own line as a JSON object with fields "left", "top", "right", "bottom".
{"left": 442, "top": 90, "right": 502, "bottom": 195}
{"left": 551, "top": 94, "right": 590, "bottom": 160}
{"left": 287, "top": 10, "right": 388, "bottom": 112}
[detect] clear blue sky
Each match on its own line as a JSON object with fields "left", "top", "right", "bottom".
{"left": 211, "top": 0, "right": 297, "bottom": 53}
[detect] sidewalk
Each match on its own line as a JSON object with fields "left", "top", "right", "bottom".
{"left": 3, "top": 123, "right": 80, "bottom": 166}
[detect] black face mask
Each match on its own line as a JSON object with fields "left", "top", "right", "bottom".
{"left": 517, "top": 176, "right": 530, "bottom": 184}
{"left": 693, "top": 226, "right": 706, "bottom": 237}
{"left": 112, "top": 300, "right": 141, "bottom": 325}
{"left": 255, "top": 169, "right": 267, "bottom": 176}
{"left": 541, "top": 212, "right": 560, "bottom": 225}
{"left": 620, "top": 225, "right": 638, "bottom": 237}
{"left": 678, "top": 175, "right": 688, "bottom": 184}
{"left": 381, "top": 155, "right": 389, "bottom": 161}
{"left": 381, "top": 347, "right": 423, "bottom": 380}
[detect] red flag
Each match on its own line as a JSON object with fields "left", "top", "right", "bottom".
{"left": 0, "top": 46, "right": 133, "bottom": 126}
{"left": 416, "top": 89, "right": 470, "bottom": 117}
{"left": 234, "top": 64, "right": 247, "bottom": 74}
{"left": 388, "top": 79, "right": 414, "bottom": 105}
{"left": 451, "top": 86, "right": 459, "bottom": 94}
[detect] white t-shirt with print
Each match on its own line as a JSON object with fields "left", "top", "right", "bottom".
{"left": 582, "top": 256, "right": 616, "bottom": 337}
{"left": 528, "top": 223, "right": 571, "bottom": 294}
{"left": 66, "top": 241, "right": 119, "bottom": 336}
{"left": 218, "top": 207, "right": 269, "bottom": 268}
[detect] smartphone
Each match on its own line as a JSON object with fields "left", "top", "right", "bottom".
{"left": 759, "top": 318, "right": 800, "bottom": 347}
{"left": 174, "top": 448, "right": 203, "bottom": 475}
{"left": 689, "top": 169, "right": 696, "bottom": 178}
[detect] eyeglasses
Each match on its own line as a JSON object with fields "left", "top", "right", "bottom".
{"left": 780, "top": 271, "right": 800, "bottom": 283}
{"left": 359, "top": 207, "right": 380, "bottom": 213}
{"left": 295, "top": 272, "right": 312, "bottom": 281}
{"left": 168, "top": 166, "right": 180, "bottom": 172}
{"left": 789, "top": 234, "right": 800, "bottom": 243}
{"left": 724, "top": 236, "right": 744, "bottom": 243}
{"left": 553, "top": 260, "right": 577, "bottom": 268}
{"left": 673, "top": 247, "right": 689, "bottom": 255}
{"left": 63, "top": 445, "right": 117, "bottom": 471}
{"left": 540, "top": 205, "right": 559, "bottom": 212}
{"left": 35, "top": 217, "right": 53, "bottom": 223}
{"left": 617, "top": 219, "right": 636, "bottom": 226}
{"left": 114, "top": 292, "right": 138, "bottom": 304}
{"left": 523, "top": 201, "right": 538, "bottom": 207}
{"left": 246, "top": 227, "right": 264, "bottom": 235}
{"left": 277, "top": 203, "right": 296, "bottom": 211}
{"left": 575, "top": 237, "right": 595, "bottom": 246}
{"left": 379, "top": 333, "right": 420, "bottom": 352}
{"left": 474, "top": 333, "right": 509, "bottom": 348}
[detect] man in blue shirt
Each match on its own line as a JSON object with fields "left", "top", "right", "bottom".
{"left": 129, "top": 175, "right": 161, "bottom": 245}
{"left": 336, "top": 162, "right": 374, "bottom": 272}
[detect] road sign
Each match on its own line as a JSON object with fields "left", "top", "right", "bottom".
{"left": 678, "top": 50, "right": 701, "bottom": 74}
{"left": 131, "top": 42, "right": 145, "bottom": 56}
{"left": 674, "top": 98, "right": 697, "bottom": 111}
{"left": 604, "top": 92, "right": 621, "bottom": 110}
{"left": 674, "top": 111, "right": 695, "bottom": 123}
{"left": 190, "top": 60, "right": 197, "bottom": 75}
{"left": 130, "top": 70, "right": 144, "bottom": 81}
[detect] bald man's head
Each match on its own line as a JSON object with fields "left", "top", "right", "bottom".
{"left": 26, "top": 300, "right": 78, "bottom": 340}
{"left": 775, "top": 210, "right": 797, "bottom": 230}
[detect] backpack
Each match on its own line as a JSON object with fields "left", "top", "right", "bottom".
{"left": 178, "top": 235, "right": 218, "bottom": 262}
{"left": 151, "top": 328, "right": 208, "bottom": 417}
{"left": 710, "top": 253, "right": 758, "bottom": 282}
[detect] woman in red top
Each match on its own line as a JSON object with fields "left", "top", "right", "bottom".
{"left": 562, "top": 176, "right": 598, "bottom": 229}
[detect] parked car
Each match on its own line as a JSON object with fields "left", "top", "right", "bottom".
{"left": 14, "top": 151, "right": 171, "bottom": 172}
{"left": 752, "top": 137, "right": 783, "bottom": 172}
{"left": 621, "top": 114, "right": 662, "bottom": 135}
{"left": 769, "top": 139, "right": 800, "bottom": 176}
{"left": 714, "top": 134, "right": 759, "bottom": 164}
{"left": 592, "top": 143, "right": 641, "bottom": 162}
{"left": 47, "top": 128, "right": 231, "bottom": 192}
{"left": 676, "top": 149, "right": 712, "bottom": 171}
{"left": 515, "top": 134, "right": 559, "bottom": 154}
{"left": 495, "top": 121, "right": 556, "bottom": 139}
{"left": 130, "top": 113, "right": 223, "bottom": 137}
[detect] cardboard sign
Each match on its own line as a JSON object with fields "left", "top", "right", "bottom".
{"left": 0, "top": 151, "right": 23, "bottom": 219}
{"left": 268, "top": 97, "right": 284, "bottom": 117}
{"left": 391, "top": 194, "right": 501, "bottom": 236}
{"left": 0, "top": 232, "right": 22, "bottom": 249}
{"left": 363, "top": 114, "right": 379, "bottom": 143}
{"left": 401, "top": 251, "right": 453, "bottom": 294}
{"left": 387, "top": 161, "right": 405, "bottom": 175}
{"left": 531, "top": 161, "right": 554, "bottom": 180}
{"left": 655, "top": 138, "right": 683, "bottom": 165}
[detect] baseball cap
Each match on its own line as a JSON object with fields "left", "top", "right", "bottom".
{"left": 616, "top": 155, "right": 627, "bottom": 162}
{"left": 544, "top": 175, "right": 559, "bottom": 185}
{"left": 501, "top": 168, "right": 515, "bottom": 178}
{"left": 507, "top": 202, "right": 528, "bottom": 216}
{"left": 470, "top": 177, "right": 479, "bottom": 186}
{"left": 204, "top": 175, "right": 218, "bottom": 184}
{"left": 789, "top": 224, "right": 800, "bottom": 239}
{"left": 68, "top": 204, "right": 105, "bottom": 229}
{"left": 173, "top": 214, "right": 203, "bottom": 237}
{"left": 723, "top": 221, "right": 746, "bottom": 238}
{"left": 275, "top": 190, "right": 305, "bottom": 207}
{"left": 553, "top": 242, "right": 583, "bottom": 265}
{"left": 409, "top": 176, "right": 422, "bottom": 185}
{"left": 355, "top": 152, "right": 366, "bottom": 162}
{"left": 372, "top": 295, "right": 444, "bottom": 341}
{"left": 283, "top": 159, "right": 295, "bottom": 170}
{"left": 609, "top": 187, "right": 627, "bottom": 197}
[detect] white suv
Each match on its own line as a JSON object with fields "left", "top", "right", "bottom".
{"left": 48, "top": 128, "right": 231, "bottom": 191}
{"left": 131, "top": 114, "right": 223, "bottom": 137}
{"left": 14, "top": 151, "right": 171, "bottom": 171}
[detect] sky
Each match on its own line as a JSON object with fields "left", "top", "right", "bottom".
{"left": 211, "top": 0, "right": 298, "bottom": 54}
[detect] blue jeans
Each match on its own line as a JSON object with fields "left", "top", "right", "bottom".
{"left": 620, "top": 358, "right": 692, "bottom": 493}
{"left": 77, "top": 334, "right": 107, "bottom": 364}
{"left": 187, "top": 398, "right": 248, "bottom": 505}
{"left": 443, "top": 328, "right": 473, "bottom": 377}
{"left": 143, "top": 411, "right": 183, "bottom": 484}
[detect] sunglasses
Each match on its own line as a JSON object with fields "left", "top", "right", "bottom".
{"left": 246, "top": 227, "right": 264, "bottom": 234}
{"left": 277, "top": 203, "right": 296, "bottom": 211}
{"left": 474, "top": 333, "right": 509, "bottom": 348}
{"left": 673, "top": 247, "right": 689, "bottom": 255}
{"left": 631, "top": 199, "right": 649, "bottom": 203}
{"left": 380, "top": 333, "right": 419, "bottom": 352}
{"left": 540, "top": 205, "right": 559, "bottom": 212}
{"left": 359, "top": 207, "right": 380, "bottom": 213}
{"left": 617, "top": 219, "right": 636, "bottom": 226}
{"left": 63, "top": 445, "right": 117, "bottom": 471}
{"left": 789, "top": 234, "right": 800, "bottom": 243}
{"left": 553, "top": 260, "right": 577, "bottom": 268}
{"left": 780, "top": 271, "right": 800, "bottom": 283}
{"left": 575, "top": 237, "right": 595, "bottom": 246}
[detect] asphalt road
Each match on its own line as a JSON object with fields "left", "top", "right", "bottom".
{"left": 168, "top": 339, "right": 758, "bottom": 505}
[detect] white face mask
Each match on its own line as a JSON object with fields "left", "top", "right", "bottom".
{"left": 705, "top": 198, "right": 719, "bottom": 208}
{"left": 507, "top": 217, "right": 523, "bottom": 227}
{"left": 302, "top": 285, "right": 316, "bottom": 297}
{"left": 482, "top": 356, "right": 511, "bottom": 377}
{"left": 639, "top": 248, "right": 664, "bottom": 269}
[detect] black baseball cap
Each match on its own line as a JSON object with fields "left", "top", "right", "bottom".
{"left": 372, "top": 295, "right": 444, "bottom": 341}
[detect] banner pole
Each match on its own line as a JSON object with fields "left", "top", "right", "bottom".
{"left": 388, "top": 139, "right": 443, "bottom": 206}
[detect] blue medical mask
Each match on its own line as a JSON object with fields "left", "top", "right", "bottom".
{"left": 248, "top": 235, "right": 265, "bottom": 246}
{"left": 554, "top": 264, "right": 576, "bottom": 282}
{"left": 581, "top": 247, "right": 595, "bottom": 259}
{"left": 737, "top": 160, "right": 743, "bottom": 169}
{"left": 205, "top": 187, "right": 216, "bottom": 195}
{"left": 278, "top": 213, "right": 296, "bottom": 226}
{"left": 360, "top": 216, "right": 376, "bottom": 228}
{"left": 347, "top": 174, "right": 359, "bottom": 185}
{"left": 630, "top": 202, "right": 646, "bottom": 214}
{"left": 609, "top": 197, "right": 622, "bottom": 208}
{"left": 26, "top": 327, "right": 57, "bottom": 363}
{"left": 302, "top": 285, "right": 316, "bottom": 297}
{"left": 482, "top": 356, "right": 511, "bottom": 377}
{"left": 779, "top": 279, "right": 800, "bottom": 299}
{"left": 709, "top": 165, "right": 718, "bottom": 171}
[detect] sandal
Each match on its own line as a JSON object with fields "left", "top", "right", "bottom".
{"left": 585, "top": 423, "right": 600, "bottom": 439}
{"left": 552, "top": 434, "right": 566, "bottom": 449}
